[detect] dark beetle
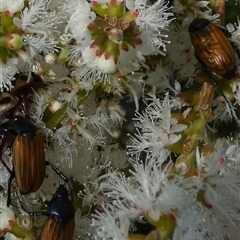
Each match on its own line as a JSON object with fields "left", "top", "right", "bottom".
{"left": 22, "top": 185, "right": 75, "bottom": 240}
{"left": 0, "top": 76, "right": 67, "bottom": 204}
{"left": 40, "top": 185, "right": 75, "bottom": 240}
{"left": 3, "top": 115, "right": 46, "bottom": 196}
{"left": 0, "top": 91, "right": 46, "bottom": 197}
{"left": 188, "top": 18, "right": 240, "bottom": 119}
{"left": 188, "top": 18, "right": 237, "bottom": 79}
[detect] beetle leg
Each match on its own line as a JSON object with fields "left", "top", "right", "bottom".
{"left": 28, "top": 211, "right": 50, "bottom": 217}
{"left": 13, "top": 188, "right": 50, "bottom": 217}
{"left": 7, "top": 172, "right": 15, "bottom": 207}
{"left": 0, "top": 158, "right": 12, "bottom": 174}
{"left": 217, "top": 25, "right": 232, "bottom": 38}
{"left": 4, "top": 135, "right": 16, "bottom": 150}
{"left": 231, "top": 42, "right": 240, "bottom": 62}
{"left": 0, "top": 133, "right": 12, "bottom": 174}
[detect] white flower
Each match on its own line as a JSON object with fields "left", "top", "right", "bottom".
{"left": 24, "top": 35, "right": 57, "bottom": 57}
{"left": 63, "top": 0, "right": 96, "bottom": 44}
{"left": 0, "top": 204, "right": 15, "bottom": 231}
{"left": 92, "top": 205, "right": 130, "bottom": 240}
{"left": 197, "top": 139, "right": 240, "bottom": 230}
{"left": 97, "top": 54, "right": 117, "bottom": 74}
{"left": 102, "top": 158, "right": 201, "bottom": 222}
{"left": 127, "top": 0, "right": 174, "bottom": 56}
{"left": 58, "top": 89, "right": 79, "bottom": 109}
{"left": 226, "top": 17, "right": 240, "bottom": 47}
{"left": 128, "top": 93, "right": 187, "bottom": 161}
{"left": 66, "top": 107, "right": 106, "bottom": 150}
{"left": 14, "top": 0, "right": 56, "bottom": 34}
{"left": 0, "top": 61, "right": 18, "bottom": 91}
{"left": 82, "top": 46, "right": 99, "bottom": 67}
{"left": 0, "top": 0, "right": 24, "bottom": 14}
{"left": 108, "top": 103, "right": 125, "bottom": 125}
{"left": 146, "top": 63, "right": 180, "bottom": 96}
{"left": 74, "top": 210, "right": 92, "bottom": 239}
{"left": 173, "top": 204, "right": 224, "bottom": 240}
{"left": 232, "top": 79, "right": 240, "bottom": 105}
{"left": 13, "top": 0, "right": 58, "bottom": 57}
{"left": 77, "top": 158, "right": 112, "bottom": 207}
{"left": 212, "top": 96, "right": 236, "bottom": 122}
{"left": 117, "top": 44, "right": 140, "bottom": 75}
{"left": 102, "top": 143, "right": 129, "bottom": 169}
{"left": 166, "top": 21, "right": 198, "bottom": 83}
{"left": 31, "top": 92, "right": 49, "bottom": 127}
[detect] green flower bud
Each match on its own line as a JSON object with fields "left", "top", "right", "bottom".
{"left": 0, "top": 34, "right": 22, "bottom": 50}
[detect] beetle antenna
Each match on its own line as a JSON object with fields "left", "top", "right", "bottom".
{"left": 0, "top": 158, "right": 12, "bottom": 174}
{"left": 46, "top": 161, "right": 72, "bottom": 189}
{"left": 14, "top": 188, "right": 50, "bottom": 217}
{"left": 0, "top": 133, "right": 12, "bottom": 174}
{"left": 207, "top": 73, "right": 237, "bottom": 121}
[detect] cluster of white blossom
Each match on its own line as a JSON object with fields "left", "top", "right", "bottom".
{"left": 0, "top": 0, "right": 240, "bottom": 239}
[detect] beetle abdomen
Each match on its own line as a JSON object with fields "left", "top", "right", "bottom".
{"left": 40, "top": 218, "right": 75, "bottom": 240}
{"left": 190, "top": 22, "right": 236, "bottom": 79}
{"left": 13, "top": 133, "right": 46, "bottom": 194}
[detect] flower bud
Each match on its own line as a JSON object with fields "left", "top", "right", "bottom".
{"left": 97, "top": 54, "right": 116, "bottom": 74}
{"left": 49, "top": 101, "right": 62, "bottom": 114}
{"left": 0, "top": 34, "right": 23, "bottom": 50}
{"left": 91, "top": 1, "right": 108, "bottom": 17}
{"left": 16, "top": 215, "right": 33, "bottom": 232}
{"left": 108, "top": 1, "right": 124, "bottom": 18}
{"left": 45, "top": 53, "right": 57, "bottom": 64}
{"left": 107, "top": 28, "right": 123, "bottom": 44}
{"left": 0, "top": 207, "right": 15, "bottom": 232}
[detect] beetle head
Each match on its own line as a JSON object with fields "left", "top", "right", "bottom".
{"left": 48, "top": 185, "right": 75, "bottom": 226}
{"left": 188, "top": 18, "right": 211, "bottom": 33}
{"left": 55, "top": 185, "right": 69, "bottom": 198}
{"left": 2, "top": 116, "right": 38, "bottom": 139}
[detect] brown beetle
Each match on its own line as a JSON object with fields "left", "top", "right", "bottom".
{"left": 40, "top": 218, "right": 75, "bottom": 240}
{"left": 188, "top": 18, "right": 237, "bottom": 79}
{"left": 18, "top": 185, "right": 75, "bottom": 240}
{"left": 40, "top": 185, "right": 75, "bottom": 240}
{"left": 0, "top": 76, "right": 66, "bottom": 204}
{"left": 0, "top": 87, "right": 46, "bottom": 197}
{"left": 12, "top": 129, "right": 46, "bottom": 194}
{"left": 3, "top": 115, "right": 46, "bottom": 197}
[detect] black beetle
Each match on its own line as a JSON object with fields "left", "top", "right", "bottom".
{"left": 40, "top": 185, "right": 75, "bottom": 240}
{"left": 17, "top": 185, "right": 75, "bottom": 240}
